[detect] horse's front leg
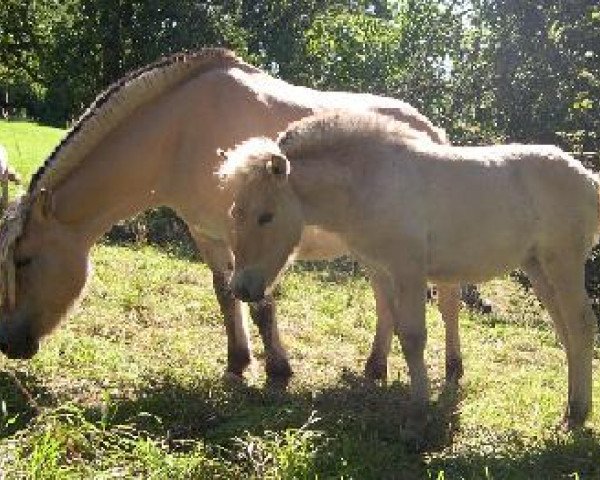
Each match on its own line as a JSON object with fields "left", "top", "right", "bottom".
{"left": 211, "top": 270, "right": 253, "bottom": 379}
{"left": 249, "top": 295, "right": 293, "bottom": 387}
{"left": 190, "top": 231, "right": 253, "bottom": 380}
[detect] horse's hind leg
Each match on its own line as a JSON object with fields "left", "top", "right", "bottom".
{"left": 523, "top": 258, "right": 567, "bottom": 345}
{"left": 249, "top": 296, "right": 292, "bottom": 386}
{"left": 365, "top": 277, "right": 462, "bottom": 385}
{"left": 529, "top": 253, "right": 596, "bottom": 428}
{"left": 364, "top": 273, "right": 394, "bottom": 381}
{"left": 437, "top": 283, "right": 463, "bottom": 383}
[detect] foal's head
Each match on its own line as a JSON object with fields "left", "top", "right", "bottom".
{"left": 218, "top": 138, "right": 303, "bottom": 302}
{"left": 0, "top": 191, "right": 89, "bottom": 359}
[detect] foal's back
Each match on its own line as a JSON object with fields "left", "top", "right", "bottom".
{"left": 398, "top": 143, "right": 599, "bottom": 281}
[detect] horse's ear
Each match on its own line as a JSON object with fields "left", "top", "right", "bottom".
{"left": 31, "top": 188, "right": 55, "bottom": 222}
{"left": 265, "top": 154, "right": 290, "bottom": 179}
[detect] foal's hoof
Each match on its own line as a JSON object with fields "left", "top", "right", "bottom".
{"left": 265, "top": 358, "right": 293, "bottom": 389}
{"left": 364, "top": 356, "right": 388, "bottom": 382}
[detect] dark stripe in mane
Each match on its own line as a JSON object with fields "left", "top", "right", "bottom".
{"left": 29, "top": 47, "right": 237, "bottom": 194}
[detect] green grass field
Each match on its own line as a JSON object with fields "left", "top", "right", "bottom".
{"left": 1, "top": 120, "right": 600, "bottom": 479}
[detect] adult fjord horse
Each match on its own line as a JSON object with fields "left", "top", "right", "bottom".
{"left": 0, "top": 48, "right": 462, "bottom": 385}
{"left": 221, "top": 111, "right": 599, "bottom": 430}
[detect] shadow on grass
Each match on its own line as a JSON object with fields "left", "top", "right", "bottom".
{"left": 2, "top": 367, "right": 599, "bottom": 478}
{"left": 0, "top": 369, "right": 55, "bottom": 439}
{"left": 426, "top": 427, "right": 600, "bottom": 479}
{"left": 70, "top": 370, "right": 462, "bottom": 477}
{"left": 88, "top": 371, "right": 600, "bottom": 478}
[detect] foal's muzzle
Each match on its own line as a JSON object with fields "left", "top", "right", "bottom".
{"left": 231, "top": 269, "right": 266, "bottom": 303}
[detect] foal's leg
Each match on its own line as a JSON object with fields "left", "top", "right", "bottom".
{"left": 364, "top": 274, "right": 394, "bottom": 381}
{"left": 523, "top": 258, "right": 567, "bottom": 346}
{"left": 190, "top": 232, "right": 252, "bottom": 379}
{"left": 378, "top": 261, "right": 430, "bottom": 411}
{"left": 534, "top": 254, "right": 596, "bottom": 428}
{"left": 437, "top": 283, "right": 463, "bottom": 382}
{"left": 249, "top": 295, "right": 293, "bottom": 386}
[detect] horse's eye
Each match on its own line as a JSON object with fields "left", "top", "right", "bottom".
{"left": 258, "top": 212, "right": 274, "bottom": 226}
{"left": 15, "top": 257, "right": 32, "bottom": 269}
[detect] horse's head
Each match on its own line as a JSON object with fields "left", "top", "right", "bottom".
{"left": 0, "top": 190, "right": 90, "bottom": 359}
{"left": 218, "top": 139, "right": 303, "bottom": 302}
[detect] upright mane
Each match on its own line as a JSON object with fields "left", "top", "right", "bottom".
{"left": 278, "top": 111, "right": 432, "bottom": 159}
{"left": 30, "top": 48, "right": 245, "bottom": 195}
{"left": 218, "top": 111, "right": 435, "bottom": 188}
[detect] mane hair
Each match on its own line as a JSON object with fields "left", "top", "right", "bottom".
{"left": 218, "top": 111, "right": 435, "bottom": 190}
{"left": 277, "top": 110, "right": 432, "bottom": 159}
{"left": 218, "top": 137, "right": 283, "bottom": 186}
{"left": 30, "top": 47, "right": 244, "bottom": 195}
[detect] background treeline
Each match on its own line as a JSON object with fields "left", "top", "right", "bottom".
{"left": 2, "top": 0, "right": 600, "bottom": 296}
{"left": 2, "top": 0, "right": 599, "bottom": 152}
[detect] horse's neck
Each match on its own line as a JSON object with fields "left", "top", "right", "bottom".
{"left": 47, "top": 66, "right": 309, "bottom": 247}
{"left": 291, "top": 159, "right": 354, "bottom": 234}
{"left": 51, "top": 102, "right": 184, "bottom": 246}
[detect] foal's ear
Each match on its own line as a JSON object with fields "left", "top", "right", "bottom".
{"left": 265, "top": 154, "right": 290, "bottom": 179}
{"left": 31, "top": 188, "right": 55, "bottom": 222}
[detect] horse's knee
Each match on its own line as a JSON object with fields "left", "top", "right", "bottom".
{"left": 398, "top": 330, "right": 427, "bottom": 359}
{"left": 212, "top": 271, "right": 235, "bottom": 312}
{"left": 249, "top": 297, "right": 275, "bottom": 332}
{"left": 582, "top": 306, "right": 598, "bottom": 336}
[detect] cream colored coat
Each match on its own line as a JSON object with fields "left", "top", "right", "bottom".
{"left": 223, "top": 112, "right": 599, "bottom": 430}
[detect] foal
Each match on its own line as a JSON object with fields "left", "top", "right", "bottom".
{"left": 220, "top": 111, "right": 599, "bottom": 431}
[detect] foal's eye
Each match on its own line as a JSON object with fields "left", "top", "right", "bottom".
{"left": 258, "top": 212, "right": 274, "bottom": 226}
{"left": 15, "top": 258, "right": 32, "bottom": 269}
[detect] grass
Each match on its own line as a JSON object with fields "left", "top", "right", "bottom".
{"left": 0, "top": 119, "right": 600, "bottom": 478}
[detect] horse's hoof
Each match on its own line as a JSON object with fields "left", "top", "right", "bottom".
{"left": 222, "top": 371, "right": 246, "bottom": 385}
{"left": 364, "top": 356, "right": 388, "bottom": 382}
{"left": 265, "top": 358, "right": 293, "bottom": 389}
{"left": 559, "top": 405, "right": 588, "bottom": 432}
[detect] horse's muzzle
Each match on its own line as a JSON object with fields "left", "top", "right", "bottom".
{"left": 0, "top": 323, "right": 40, "bottom": 359}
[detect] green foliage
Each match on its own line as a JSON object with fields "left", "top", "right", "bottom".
{"left": 2, "top": 0, "right": 599, "bottom": 157}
